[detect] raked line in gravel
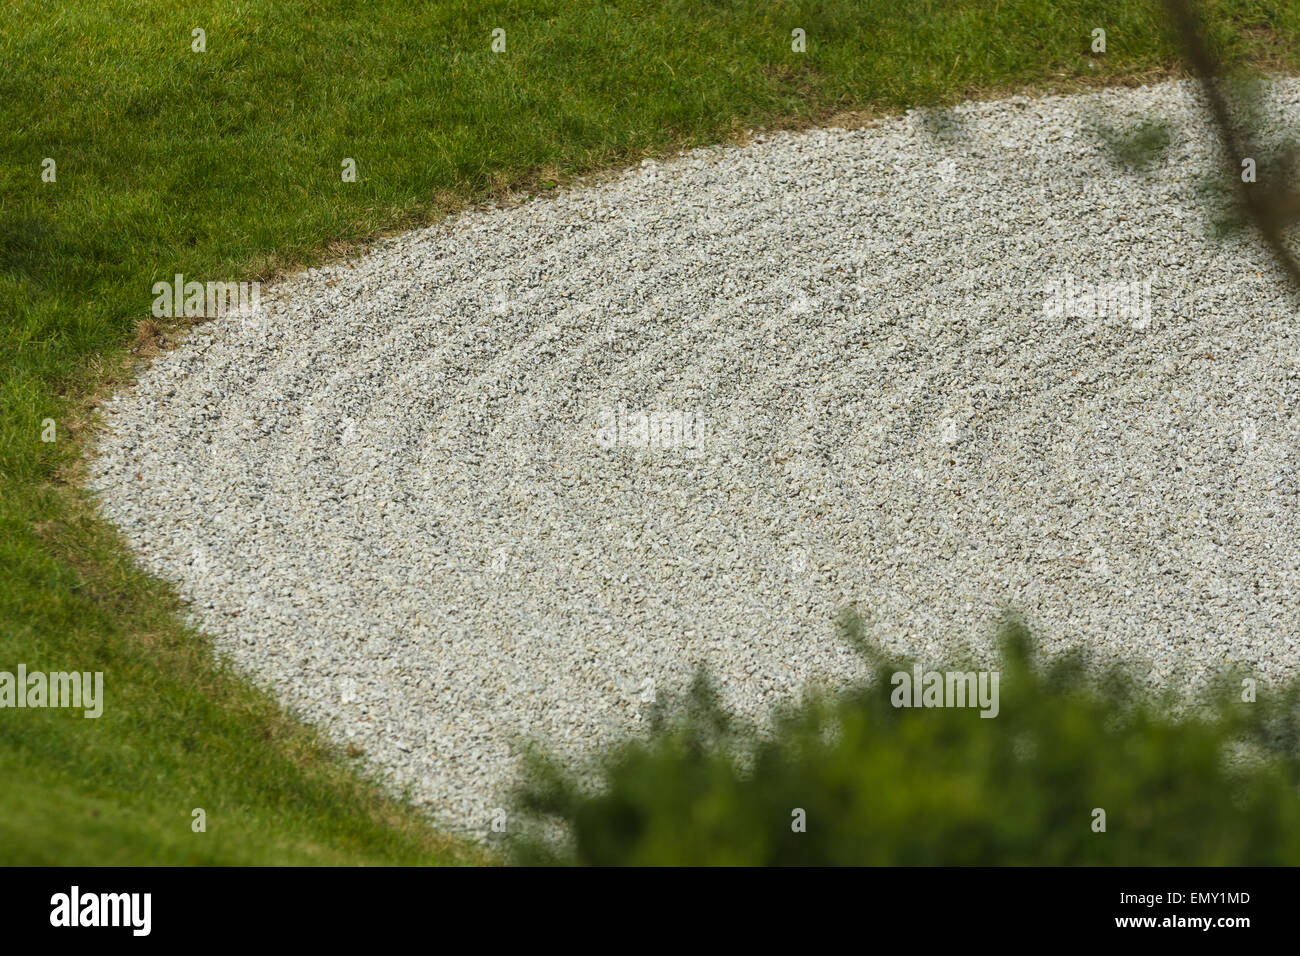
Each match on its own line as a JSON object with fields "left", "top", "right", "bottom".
{"left": 92, "top": 79, "right": 1300, "bottom": 834}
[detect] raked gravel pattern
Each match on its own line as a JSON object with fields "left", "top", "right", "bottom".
{"left": 93, "top": 79, "right": 1300, "bottom": 834}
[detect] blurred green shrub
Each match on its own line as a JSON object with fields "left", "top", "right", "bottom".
{"left": 510, "top": 616, "right": 1300, "bottom": 865}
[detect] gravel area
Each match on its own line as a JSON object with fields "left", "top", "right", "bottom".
{"left": 91, "top": 78, "right": 1300, "bottom": 834}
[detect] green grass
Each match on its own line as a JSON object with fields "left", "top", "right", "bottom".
{"left": 1, "top": 0, "right": 1298, "bottom": 864}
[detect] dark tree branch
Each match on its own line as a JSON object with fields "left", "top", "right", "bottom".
{"left": 1164, "top": 0, "right": 1300, "bottom": 290}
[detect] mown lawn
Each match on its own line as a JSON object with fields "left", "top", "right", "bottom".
{"left": 1, "top": 0, "right": 1296, "bottom": 864}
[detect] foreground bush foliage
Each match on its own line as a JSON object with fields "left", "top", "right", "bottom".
{"left": 511, "top": 617, "right": 1300, "bottom": 865}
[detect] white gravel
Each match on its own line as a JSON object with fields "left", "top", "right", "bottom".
{"left": 91, "top": 78, "right": 1300, "bottom": 834}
